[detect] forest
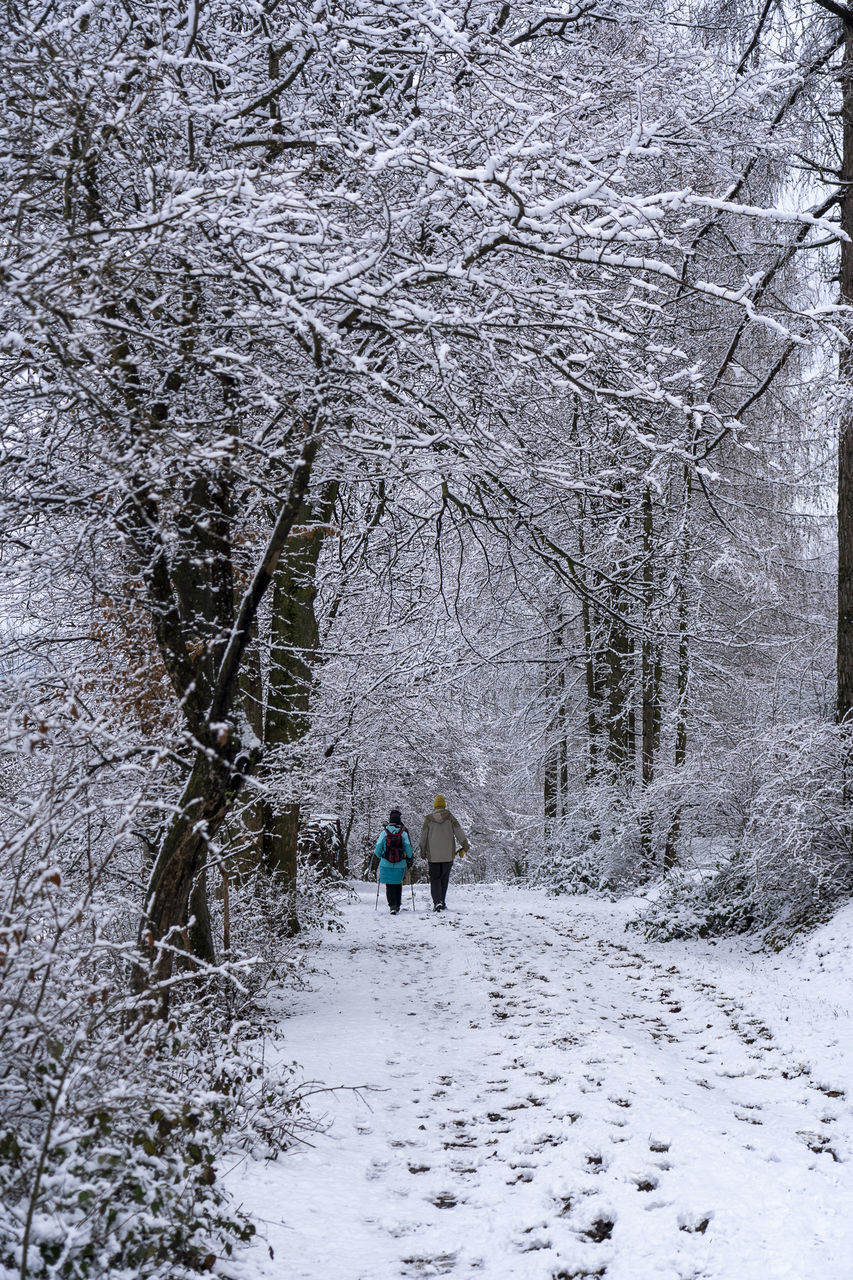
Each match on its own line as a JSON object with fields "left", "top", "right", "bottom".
{"left": 3, "top": 0, "right": 853, "bottom": 1275}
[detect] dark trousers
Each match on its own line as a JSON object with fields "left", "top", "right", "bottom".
{"left": 428, "top": 861, "right": 452, "bottom": 906}
{"left": 385, "top": 883, "right": 402, "bottom": 910}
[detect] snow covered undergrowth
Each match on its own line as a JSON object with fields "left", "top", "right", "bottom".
{"left": 224, "top": 886, "right": 853, "bottom": 1280}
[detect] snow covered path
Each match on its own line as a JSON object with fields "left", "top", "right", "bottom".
{"left": 229, "top": 886, "right": 853, "bottom": 1280}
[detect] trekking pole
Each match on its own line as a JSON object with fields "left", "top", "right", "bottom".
{"left": 374, "top": 865, "right": 380, "bottom": 911}
{"left": 410, "top": 870, "right": 416, "bottom": 913}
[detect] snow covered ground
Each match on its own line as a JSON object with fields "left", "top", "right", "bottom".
{"left": 225, "top": 885, "right": 853, "bottom": 1280}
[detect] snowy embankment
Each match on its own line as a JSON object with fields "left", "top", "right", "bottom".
{"left": 225, "top": 886, "right": 853, "bottom": 1280}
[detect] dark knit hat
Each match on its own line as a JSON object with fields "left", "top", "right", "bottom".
{"left": 389, "top": 808, "right": 402, "bottom": 824}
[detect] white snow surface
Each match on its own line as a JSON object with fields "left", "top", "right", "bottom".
{"left": 225, "top": 885, "right": 853, "bottom": 1280}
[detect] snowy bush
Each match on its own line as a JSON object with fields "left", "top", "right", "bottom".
{"left": 0, "top": 1025, "right": 256, "bottom": 1280}
{"left": 220, "top": 853, "right": 345, "bottom": 998}
{"left": 634, "top": 865, "right": 757, "bottom": 941}
{"left": 0, "top": 755, "right": 315, "bottom": 1279}
{"left": 635, "top": 721, "right": 853, "bottom": 940}
{"left": 544, "top": 827, "right": 604, "bottom": 896}
{"left": 544, "top": 785, "right": 643, "bottom": 895}
{"left": 738, "top": 721, "right": 853, "bottom": 921}
{"left": 0, "top": 901, "right": 307, "bottom": 1280}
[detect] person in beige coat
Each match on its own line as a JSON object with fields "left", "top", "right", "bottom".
{"left": 420, "top": 795, "right": 470, "bottom": 912}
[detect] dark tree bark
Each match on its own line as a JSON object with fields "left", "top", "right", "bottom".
{"left": 580, "top": 590, "right": 601, "bottom": 785}
{"left": 140, "top": 750, "right": 242, "bottom": 998}
{"left": 600, "top": 479, "right": 636, "bottom": 785}
{"left": 605, "top": 617, "right": 635, "bottom": 780}
{"left": 135, "top": 433, "right": 321, "bottom": 998}
{"left": 838, "top": 22, "right": 853, "bottom": 724}
{"left": 576, "top": 455, "right": 603, "bottom": 788}
{"left": 188, "top": 866, "right": 216, "bottom": 966}
{"left": 664, "top": 467, "right": 692, "bottom": 872}
{"left": 640, "top": 487, "right": 662, "bottom": 873}
{"left": 577, "top": 499, "right": 603, "bottom": 844}
{"left": 663, "top": 605, "right": 689, "bottom": 873}
{"left": 544, "top": 747, "right": 559, "bottom": 826}
{"left": 260, "top": 485, "right": 338, "bottom": 934}
{"left": 169, "top": 466, "right": 235, "bottom": 966}
{"left": 544, "top": 612, "right": 569, "bottom": 832}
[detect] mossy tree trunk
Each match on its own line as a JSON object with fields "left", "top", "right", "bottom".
{"left": 260, "top": 485, "right": 338, "bottom": 934}
{"left": 134, "top": 433, "right": 321, "bottom": 1002}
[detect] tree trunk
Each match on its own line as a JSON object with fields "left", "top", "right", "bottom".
{"left": 139, "top": 749, "right": 248, "bottom": 1001}
{"left": 261, "top": 486, "right": 337, "bottom": 932}
{"left": 663, "top": 607, "right": 690, "bottom": 872}
{"left": 136, "top": 432, "right": 320, "bottom": 1006}
{"left": 236, "top": 616, "right": 267, "bottom": 874}
{"left": 221, "top": 868, "right": 231, "bottom": 954}
{"left": 577, "top": 501, "right": 602, "bottom": 802}
{"left": 605, "top": 617, "right": 634, "bottom": 782}
{"left": 838, "top": 25, "right": 853, "bottom": 724}
{"left": 188, "top": 866, "right": 216, "bottom": 966}
{"left": 551, "top": 615, "right": 569, "bottom": 817}
{"left": 261, "top": 800, "right": 302, "bottom": 934}
{"left": 664, "top": 468, "right": 692, "bottom": 871}
{"left": 640, "top": 487, "right": 662, "bottom": 873}
{"left": 544, "top": 746, "right": 559, "bottom": 827}
{"left": 544, "top": 609, "right": 569, "bottom": 833}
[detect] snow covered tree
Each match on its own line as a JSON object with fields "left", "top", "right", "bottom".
{"left": 3, "top": 0, "right": 841, "bottom": 992}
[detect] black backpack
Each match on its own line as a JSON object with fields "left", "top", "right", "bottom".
{"left": 384, "top": 825, "right": 407, "bottom": 863}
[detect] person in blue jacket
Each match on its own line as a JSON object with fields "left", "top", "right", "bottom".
{"left": 374, "top": 808, "right": 414, "bottom": 914}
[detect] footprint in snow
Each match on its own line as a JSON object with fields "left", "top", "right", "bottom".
{"left": 552, "top": 1267, "right": 607, "bottom": 1279}
{"left": 679, "top": 1212, "right": 712, "bottom": 1234}
{"left": 401, "top": 1252, "right": 457, "bottom": 1276}
{"left": 529, "top": 1133, "right": 565, "bottom": 1151}
{"left": 580, "top": 1217, "right": 615, "bottom": 1243}
{"left": 796, "top": 1129, "right": 841, "bottom": 1160}
{"left": 517, "top": 1230, "right": 552, "bottom": 1252}
{"left": 813, "top": 1082, "right": 846, "bottom": 1100}
{"left": 430, "top": 1192, "right": 459, "bottom": 1208}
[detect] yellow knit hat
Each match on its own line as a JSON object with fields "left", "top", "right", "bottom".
{"left": 433, "top": 794, "right": 446, "bottom": 809}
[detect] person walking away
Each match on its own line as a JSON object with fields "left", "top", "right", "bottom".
{"left": 420, "top": 795, "right": 469, "bottom": 912}
{"left": 374, "top": 809, "right": 414, "bottom": 915}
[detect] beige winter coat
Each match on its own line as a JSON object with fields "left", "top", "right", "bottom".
{"left": 419, "top": 809, "right": 469, "bottom": 863}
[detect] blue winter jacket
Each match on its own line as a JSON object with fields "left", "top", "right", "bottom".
{"left": 375, "top": 824, "right": 414, "bottom": 884}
